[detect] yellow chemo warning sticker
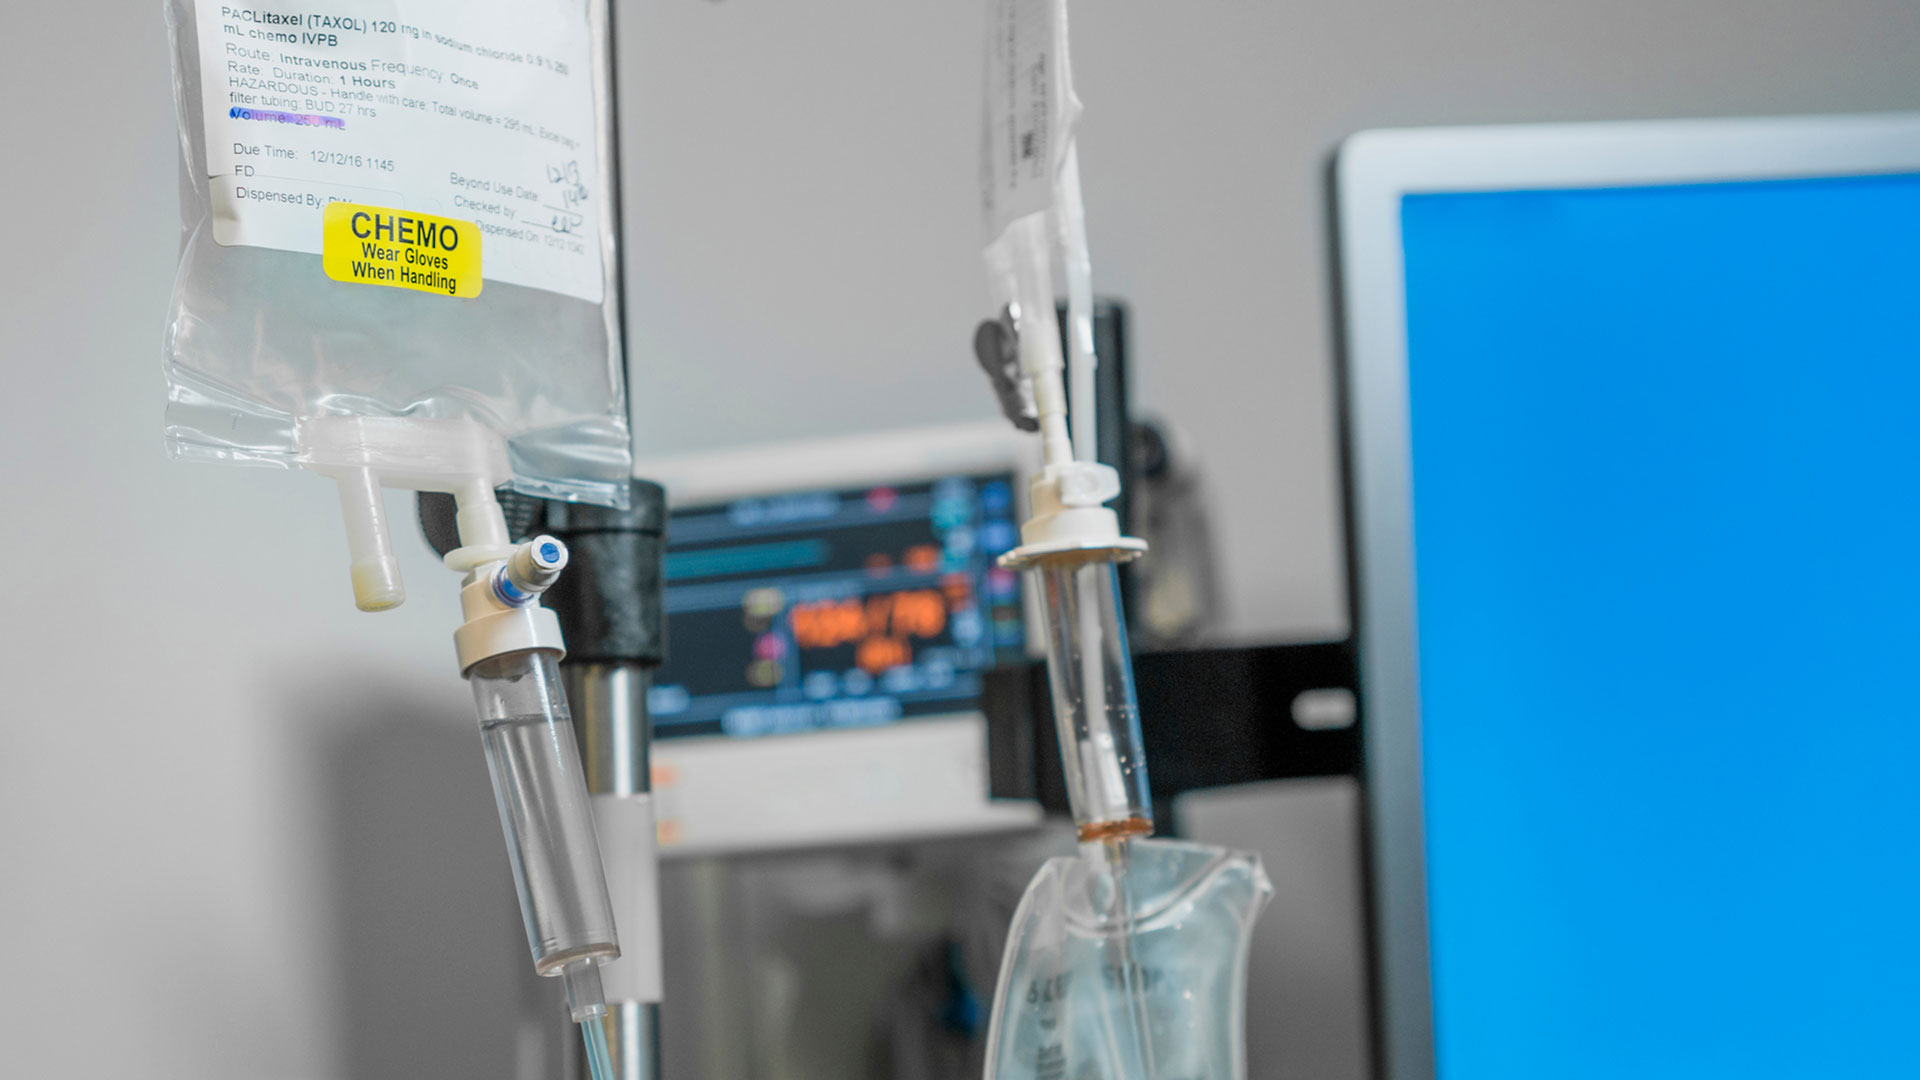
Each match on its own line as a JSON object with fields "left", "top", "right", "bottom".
{"left": 322, "top": 203, "right": 481, "bottom": 298}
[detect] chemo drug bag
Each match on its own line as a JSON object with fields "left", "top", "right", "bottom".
{"left": 162, "top": 0, "right": 630, "bottom": 510}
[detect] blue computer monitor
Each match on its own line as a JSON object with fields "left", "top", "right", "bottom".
{"left": 1337, "top": 115, "right": 1920, "bottom": 1079}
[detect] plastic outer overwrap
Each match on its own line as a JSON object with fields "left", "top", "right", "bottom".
{"left": 984, "top": 840, "right": 1273, "bottom": 1080}
{"left": 161, "top": 0, "right": 631, "bottom": 509}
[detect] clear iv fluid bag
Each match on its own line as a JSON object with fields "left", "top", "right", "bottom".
{"left": 162, "top": 0, "right": 630, "bottom": 507}
{"left": 470, "top": 647, "right": 620, "bottom": 972}
{"left": 984, "top": 839, "right": 1273, "bottom": 1080}
{"left": 1029, "top": 557, "right": 1152, "bottom": 837}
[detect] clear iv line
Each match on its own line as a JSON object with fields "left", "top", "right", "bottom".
{"left": 582, "top": 1014, "right": 616, "bottom": 1080}
{"left": 1103, "top": 836, "right": 1158, "bottom": 1078}
{"left": 1059, "top": 146, "right": 1099, "bottom": 466}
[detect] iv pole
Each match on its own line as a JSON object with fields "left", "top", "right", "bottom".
{"left": 548, "top": 481, "right": 671, "bottom": 1080}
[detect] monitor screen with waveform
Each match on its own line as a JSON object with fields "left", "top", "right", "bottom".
{"left": 649, "top": 471, "right": 1027, "bottom": 740}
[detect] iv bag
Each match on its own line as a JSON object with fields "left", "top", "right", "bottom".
{"left": 162, "top": 0, "right": 630, "bottom": 508}
{"left": 983, "top": 839, "right": 1272, "bottom": 1080}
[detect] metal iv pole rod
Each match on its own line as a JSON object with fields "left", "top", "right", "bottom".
{"left": 547, "top": 480, "right": 670, "bottom": 1080}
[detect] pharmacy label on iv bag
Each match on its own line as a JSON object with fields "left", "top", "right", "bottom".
{"left": 982, "top": 0, "right": 1080, "bottom": 239}
{"left": 192, "top": 0, "right": 605, "bottom": 304}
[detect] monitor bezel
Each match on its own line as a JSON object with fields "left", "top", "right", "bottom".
{"left": 634, "top": 420, "right": 1043, "bottom": 512}
{"left": 1332, "top": 111, "right": 1920, "bottom": 1080}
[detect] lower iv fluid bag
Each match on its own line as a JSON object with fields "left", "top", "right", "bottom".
{"left": 984, "top": 839, "right": 1272, "bottom": 1080}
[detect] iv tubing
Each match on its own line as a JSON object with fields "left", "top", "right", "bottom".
{"left": 565, "top": 959, "right": 617, "bottom": 1080}
{"left": 988, "top": 10, "right": 1161, "bottom": 1074}
{"left": 582, "top": 1019, "right": 615, "bottom": 1080}
{"left": 455, "top": 493, "right": 619, "bottom": 1080}
{"left": 1006, "top": 207, "right": 1144, "bottom": 834}
{"left": 1102, "top": 835, "right": 1158, "bottom": 1078}
{"left": 1059, "top": 146, "right": 1099, "bottom": 465}
{"left": 1008, "top": 215, "right": 1074, "bottom": 470}
{"left": 1009, "top": 203, "right": 1128, "bottom": 831}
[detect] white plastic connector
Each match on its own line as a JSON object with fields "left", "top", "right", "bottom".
{"left": 1002, "top": 460, "right": 1146, "bottom": 568}
{"left": 495, "top": 534, "right": 569, "bottom": 606}
{"left": 997, "top": 220, "right": 1145, "bottom": 568}
{"left": 299, "top": 417, "right": 513, "bottom": 612}
{"left": 452, "top": 507, "right": 568, "bottom": 673}
{"left": 989, "top": 127, "right": 1142, "bottom": 568}
{"left": 331, "top": 466, "right": 405, "bottom": 611}
{"left": 1055, "top": 460, "right": 1120, "bottom": 507}
{"left": 561, "top": 959, "right": 610, "bottom": 1024}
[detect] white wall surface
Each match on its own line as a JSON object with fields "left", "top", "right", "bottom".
{"left": 3, "top": 2, "right": 1920, "bottom": 1078}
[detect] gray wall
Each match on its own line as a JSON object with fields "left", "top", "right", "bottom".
{"left": 618, "top": 0, "right": 1920, "bottom": 642}
{"left": 4, "top": 1, "right": 1919, "bottom": 1076}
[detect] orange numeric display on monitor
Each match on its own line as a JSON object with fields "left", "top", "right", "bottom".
{"left": 790, "top": 589, "right": 951, "bottom": 672}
